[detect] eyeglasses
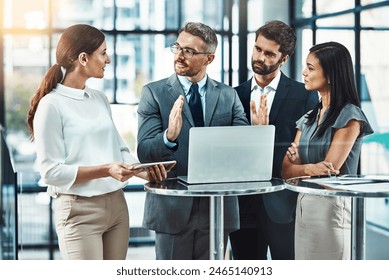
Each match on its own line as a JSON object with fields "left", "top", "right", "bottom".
{"left": 170, "top": 43, "right": 211, "bottom": 59}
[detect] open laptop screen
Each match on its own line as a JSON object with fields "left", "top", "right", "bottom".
{"left": 179, "top": 125, "right": 275, "bottom": 184}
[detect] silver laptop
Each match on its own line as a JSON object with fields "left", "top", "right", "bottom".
{"left": 178, "top": 125, "right": 275, "bottom": 184}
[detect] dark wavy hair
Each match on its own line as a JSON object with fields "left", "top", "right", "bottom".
{"left": 255, "top": 20, "right": 296, "bottom": 57}
{"left": 27, "top": 24, "right": 105, "bottom": 140}
{"left": 305, "top": 41, "right": 361, "bottom": 137}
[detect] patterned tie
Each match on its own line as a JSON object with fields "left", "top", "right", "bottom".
{"left": 188, "top": 83, "right": 204, "bottom": 127}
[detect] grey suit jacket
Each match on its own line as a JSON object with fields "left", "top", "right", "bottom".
{"left": 137, "top": 74, "right": 249, "bottom": 234}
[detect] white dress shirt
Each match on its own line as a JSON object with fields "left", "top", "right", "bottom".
{"left": 33, "top": 83, "right": 137, "bottom": 197}
{"left": 250, "top": 71, "right": 281, "bottom": 124}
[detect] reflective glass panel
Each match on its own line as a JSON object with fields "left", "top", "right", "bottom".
{"left": 295, "top": 29, "right": 313, "bottom": 83}
{"left": 361, "top": 29, "right": 389, "bottom": 231}
{"left": 360, "top": 30, "right": 389, "bottom": 175}
{"left": 52, "top": 0, "right": 112, "bottom": 29}
{"left": 316, "top": 13, "right": 354, "bottom": 27}
{"left": 4, "top": 35, "right": 49, "bottom": 183}
{"left": 361, "top": 6, "right": 389, "bottom": 28}
{"left": 181, "top": 0, "right": 224, "bottom": 30}
{"left": 115, "top": 34, "right": 172, "bottom": 104}
{"left": 297, "top": 0, "right": 313, "bottom": 18}
{"left": 205, "top": 34, "right": 223, "bottom": 83}
{"left": 361, "top": 0, "right": 388, "bottom": 5}
{"left": 116, "top": 0, "right": 179, "bottom": 30}
{"left": 230, "top": 35, "right": 239, "bottom": 87}
{"left": 111, "top": 104, "right": 138, "bottom": 154}
{"left": 3, "top": 0, "right": 48, "bottom": 29}
{"left": 245, "top": 33, "right": 255, "bottom": 82}
{"left": 221, "top": 36, "right": 232, "bottom": 85}
{"left": 316, "top": 0, "right": 354, "bottom": 14}
{"left": 316, "top": 30, "right": 355, "bottom": 60}
{"left": 247, "top": 0, "right": 265, "bottom": 32}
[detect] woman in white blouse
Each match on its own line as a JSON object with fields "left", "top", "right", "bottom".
{"left": 27, "top": 24, "right": 172, "bottom": 260}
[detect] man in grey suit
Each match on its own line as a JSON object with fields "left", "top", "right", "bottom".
{"left": 137, "top": 22, "right": 249, "bottom": 260}
{"left": 229, "top": 20, "right": 319, "bottom": 260}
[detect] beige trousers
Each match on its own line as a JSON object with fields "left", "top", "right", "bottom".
{"left": 295, "top": 193, "right": 351, "bottom": 260}
{"left": 54, "top": 189, "right": 129, "bottom": 260}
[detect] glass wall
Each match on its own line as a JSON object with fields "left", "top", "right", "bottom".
{"left": 0, "top": 127, "right": 18, "bottom": 260}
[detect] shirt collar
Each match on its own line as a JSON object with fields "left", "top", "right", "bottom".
{"left": 54, "top": 83, "right": 91, "bottom": 100}
{"left": 251, "top": 70, "right": 282, "bottom": 92}
{"left": 267, "top": 70, "right": 281, "bottom": 91}
{"left": 177, "top": 75, "right": 207, "bottom": 97}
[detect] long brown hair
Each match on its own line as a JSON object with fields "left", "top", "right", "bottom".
{"left": 27, "top": 24, "right": 105, "bottom": 140}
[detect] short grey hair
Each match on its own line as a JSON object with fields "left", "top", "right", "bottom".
{"left": 178, "top": 22, "right": 218, "bottom": 53}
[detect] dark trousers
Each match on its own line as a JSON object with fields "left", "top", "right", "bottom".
{"left": 229, "top": 197, "right": 295, "bottom": 260}
{"left": 155, "top": 197, "right": 228, "bottom": 260}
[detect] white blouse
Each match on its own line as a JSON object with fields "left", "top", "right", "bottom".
{"left": 33, "top": 83, "right": 138, "bottom": 197}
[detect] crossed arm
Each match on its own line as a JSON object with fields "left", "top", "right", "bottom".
{"left": 281, "top": 120, "right": 361, "bottom": 179}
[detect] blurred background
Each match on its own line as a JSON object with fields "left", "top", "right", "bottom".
{"left": 0, "top": 0, "right": 388, "bottom": 260}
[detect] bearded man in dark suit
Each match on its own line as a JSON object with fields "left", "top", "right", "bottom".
{"left": 229, "top": 20, "right": 319, "bottom": 260}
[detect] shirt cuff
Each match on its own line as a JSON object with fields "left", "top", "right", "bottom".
{"left": 163, "top": 129, "right": 178, "bottom": 149}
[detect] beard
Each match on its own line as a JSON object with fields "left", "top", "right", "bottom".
{"left": 174, "top": 60, "right": 200, "bottom": 78}
{"left": 174, "top": 60, "right": 194, "bottom": 77}
{"left": 251, "top": 57, "right": 283, "bottom": 76}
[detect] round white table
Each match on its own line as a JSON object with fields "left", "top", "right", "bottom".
{"left": 145, "top": 178, "right": 285, "bottom": 260}
{"left": 285, "top": 175, "right": 389, "bottom": 260}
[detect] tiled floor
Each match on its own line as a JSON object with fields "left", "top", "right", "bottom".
{"left": 18, "top": 245, "right": 155, "bottom": 260}
{"left": 366, "top": 224, "right": 389, "bottom": 259}
{"left": 126, "top": 245, "right": 155, "bottom": 260}
{"left": 18, "top": 223, "right": 389, "bottom": 260}
{"left": 365, "top": 198, "right": 389, "bottom": 259}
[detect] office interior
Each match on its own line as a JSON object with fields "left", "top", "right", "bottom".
{"left": 0, "top": 0, "right": 388, "bottom": 260}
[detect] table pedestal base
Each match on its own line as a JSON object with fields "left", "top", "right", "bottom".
{"left": 351, "top": 197, "right": 366, "bottom": 260}
{"left": 210, "top": 196, "right": 224, "bottom": 260}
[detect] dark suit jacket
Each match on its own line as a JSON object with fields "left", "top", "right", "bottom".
{"left": 137, "top": 74, "right": 249, "bottom": 234}
{"left": 235, "top": 73, "right": 318, "bottom": 224}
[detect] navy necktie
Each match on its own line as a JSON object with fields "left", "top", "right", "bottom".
{"left": 188, "top": 83, "right": 204, "bottom": 127}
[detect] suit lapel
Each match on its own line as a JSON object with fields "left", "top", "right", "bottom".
{"left": 238, "top": 79, "right": 253, "bottom": 123}
{"left": 167, "top": 75, "right": 221, "bottom": 127}
{"left": 269, "top": 73, "right": 289, "bottom": 124}
{"left": 204, "top": 78, "right": 220, "bottom": 127}
{"left": 167, "top": 74, "right": 196, "bottom": 127}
